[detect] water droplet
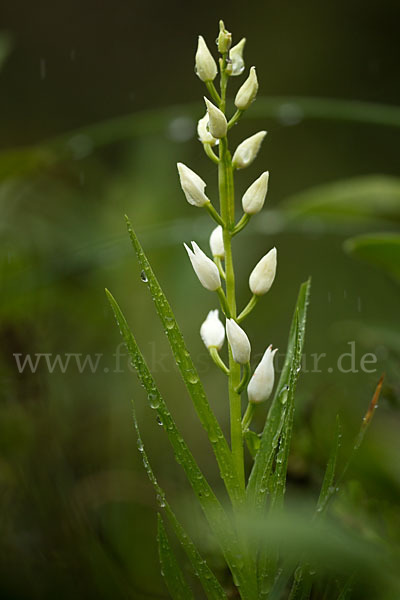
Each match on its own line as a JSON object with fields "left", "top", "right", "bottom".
{"left": 156, "top": 494, "right": 166, "bottom": 508}
{"left": 187, "top": 371, "right": 199, "bottom": 384}
{"left": 140, "top": 270, "right": 148, "bottom": 283}
{"left": 148, "top": 393, "right": 160, "bottom": 409}
{"left": 137, "top": 438, "right": 144, "bottom": 452}
{"left": 209, "top": 431, "right": 218, "bottom": 443}
{"left": 156, "top": 416, "right": 163, "bottom": 426}
{"left": 165, "top": 316, "right": 174, "bottom": 329}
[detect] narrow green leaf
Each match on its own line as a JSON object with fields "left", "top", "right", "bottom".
{"left": 157, "top": 514, "right": 195, "bottom": 600}
{"left": 344, "top": 233, "right": 400, "bottom": 283}
{"left": 257, "top": 316, "right": 306, "bottom": 598}
{"left": 316, "top": 415, "right": 342, "bottom": 514}
{"left": 247, "top": 278, "right": 311, "bottom": 510}
{"left": 270, "top": 316, "right": 306, "bottom": 510}
{"left": 336, "top": 577, "right": 353, "bottom": 600}
{"left": 288, "top": 416, "right": 342, "bottom": 600}
{"left": 106, "top": 289, "right": 255, "bottom": 597}
{"left": 124, "top": 217, "right": 244, "bottom": 507}
{"left": 131, "top": 405, "right": 227, "bottom": 600}
{"left": 249, "top": 280, "right": 310, "bottom": 599}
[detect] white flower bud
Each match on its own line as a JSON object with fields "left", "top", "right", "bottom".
{"left": 226, "top": 319, "right": 251, "bottom": 364}
{"left": 195, "top": 36, "right": 218, "bottom": 82}
{"left": 209, "top": 226, "right": 225, "bottom": 258}
{"left": 229, "top": 38, "right": 246, "bottom": 76}
{"left": 232, "top": 131, "right": 267, "bottom": 169}
{"left": 247, "top": 345, "right": 277, "bottom": 403}
{"left": 249, "top": 247, "right": 277, "bottom": 296}
{"left": 204, "top": 97, "right": 227, "bottom": 139}
{"left": 177, "top": 163, "right": 210, "bottom": 207}
{"left": 197, "top": 113, "right": 218, "bottom": 146}
{"left": 234, "top": 67, "right": 258, "bottom": 111}
{"left": 184, "top": 241, "right": 221, "bottom": 291}
{"left": 242, "top": 171, "right": 269, "bottom": 214}
{"left": 217, "top": 20, "right": 232, "bottom": 54}
{"left": 200, "top": 309, "right": 225, "bottom": 350}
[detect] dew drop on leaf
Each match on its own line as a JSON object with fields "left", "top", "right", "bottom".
{"left": 148, "top": 393, "right": 160, "bottom": 409}
{"left": 140, "top": 270, "right": 148, "bottom": 282}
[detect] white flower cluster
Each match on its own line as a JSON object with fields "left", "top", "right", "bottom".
{"left": 176, "top": 22, "right": 279, "bottom": 405}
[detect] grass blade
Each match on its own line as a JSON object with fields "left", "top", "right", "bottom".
{"left": 157, "top": 514, "right": 195, "bottom": 600}
{"left": 124, "top": 216, "right": 244, "bottom": 507}
{"left": 131, "top": 408, "right": 227, "bottom": 600}
{"left": 106, "top": 289, "right": 256, "bottom": 597}
{"left": 316, "top": 415, "right": 342, "bottom": 514}
{"left": 288, "top": 416, "right": 343, "bottom": 600}
{"left": 247, "top": 279, "right": 311, "bottom": 510}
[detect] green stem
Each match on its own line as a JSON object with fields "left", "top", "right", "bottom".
{"left": 237, "top": 294, "right": 259, "bottom": 323}
{"left": 203, "top": 142, "right": 220, "bottom": 164}
{"left": 242, "top": 403, "right": 256, "bottom": 432}
{"left": 228, "top": 109, "right": 243, "bottom": 129}
{"left": 218, "top": 135, "right": 245, "bottom": 493}
{"left": 209, "top": 347, "right": 229, "bottom": 375}
{"left": 204, "top": 202, "right": 224, "bottom": 226}
{"left": 216, "top": 286, "right": 231, "bottom": 318}
{"left": 236, "top": 362, "right": 251, "bottom": 394}
{"left": 232, "top": 213, "right": 251, "bottom": 236}
{"left": 205, "top": 81, "right": 221, "bottom": 105}
{"left": 215, "top": 256, "right": 226, "bottom": 280}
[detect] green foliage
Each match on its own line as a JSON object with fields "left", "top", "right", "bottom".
{"left": 344, "top": 233, "right": 400, "bottom": 282}
{"left": 157, "top": 514, "right": 195, "bottom": 600}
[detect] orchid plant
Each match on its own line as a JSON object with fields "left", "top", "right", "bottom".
{"left": 106, "top": 20, "right": 381, "bottom": 600}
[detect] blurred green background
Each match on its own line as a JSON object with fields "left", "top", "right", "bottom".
{"left": 0, "top": 1, "right": 399, "bottom": 598}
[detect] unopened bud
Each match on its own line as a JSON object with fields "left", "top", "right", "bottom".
{"left": 204, "top": 97, "right": 227, "bottom": 138}
{"left": 217, "top": 20, "right": 232, "bottom": 54}
{"left": 232, "top": 131, "right": 267, "bottom": 169}
{"left": 226, "top": 319, "right": 251, "bottom": 364}
{"left": 249, "top": 247, "right": 277, "bottom": 296}
{"left": 195, "top": 36, "right": 218, "bottom": 82}
{"left": 184, "top": 241, "right": 221, "bottom": 291}
{"left": 197, "top": 113, "right": 218, "bottom": 146}
{"left": 229, "top": 38, "right": 246, "bottom": 76}
{"left": 209, "top": 226, "right": 225, "bottom": 258}
{"left": 242, "top": 171, "right": 269, "bottom": 214}
{"left": 177, "top": 163, "right": 210, "bottom": 207}
{"left": 247, "top": 345, "right": 277, "bottom": 403}
{"left": 235, "top": 67, "right": 258, "bottom": 110}
{"left": 200, "top": 309, "right": 225, "bottom": 350}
